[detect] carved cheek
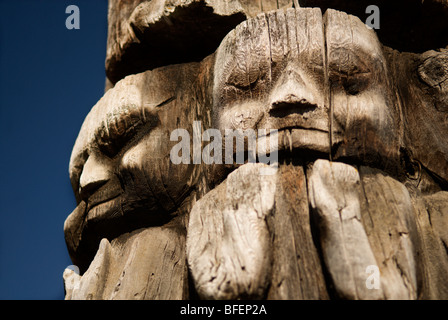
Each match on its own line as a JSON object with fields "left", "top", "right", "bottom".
{"left": 119, "top": 130, "right": 168, "bottom": 194}
{"left": 333, "top": 90, "right": 394, "bottom": 136}
{"left": 118, "top": 137, "right": 156, "bottom": 204}
{"left": 220, "top": 101, "right": 264, "bottom": 131}
{"left": 332, "top": 88, "right": 400, "bottom": 167}
{"left": 120, "top": 130, "right": 192, "bottom": 212}
{"left": 121, "top": 139, "right": 149, "bottom": 171}
{"left": 332, "top": 90, "right": 392, "bottom": 125}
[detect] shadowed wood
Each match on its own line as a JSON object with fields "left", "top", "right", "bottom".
{"left": 66, "top": 226, "right": 188, "bottom": 300}
{"left": 308, "top": 160, "right": 383, "bottom": 299}
{"left": 267, "top": 163, "right": 329, "bottom": 299}
{"left": 298, "top": 0, "right": 448, "bottom": 52}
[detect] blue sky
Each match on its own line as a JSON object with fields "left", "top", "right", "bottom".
{"left": 0, "top": 0, "right": 108, "bottom": 299}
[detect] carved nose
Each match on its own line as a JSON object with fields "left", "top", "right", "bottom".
{"left": 269, "top": 67, "right": 319, "bottom": 116}
{"left": 79, "top": 153, "right": 112, "bottom": 200}
{"left": 271, "top": 94, "right": 316, "bottom": 112}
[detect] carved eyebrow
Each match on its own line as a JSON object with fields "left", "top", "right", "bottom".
{"left": 328, "top": 47, "right": 382, "bottom": 75}
{"left": 93, "top": 104, "right": 150, "bottom": 158}
{"left": 92, "top": 95, "right": 176, "bottom": 158}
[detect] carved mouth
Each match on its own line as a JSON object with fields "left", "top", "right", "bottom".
{"left": 227, "top": 125, "right": 344, "bottom": 164}
{"left": 84, "top": 184, "right": 123, "bottom": 222}
{"left": 265, "top": 124, "right": 329, "bottom": 135}
{"left": 257, "top": 126, "right": 339, "bottom": 157}
{"left": 278, "top": 127, "right": 331, "bottom": 158}
{"left": 85, "top": 195, "right": 122, "bottom": 223}
{"left": 67, "top": 190, "right": 171, "bottom": 272}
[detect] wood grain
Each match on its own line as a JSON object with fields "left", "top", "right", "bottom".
{"left": 64, "top": 5, "right": 448, "bottom": 300}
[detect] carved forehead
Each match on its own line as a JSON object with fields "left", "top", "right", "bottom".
{"left": 214, "top": 8, "right": 383, "bottom": 87}
{"left": 325, "top": 9, "right": 383, "bottom": 62}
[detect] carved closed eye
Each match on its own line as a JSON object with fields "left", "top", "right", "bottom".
{"left": 225, "top": 64, "right": 261, "bottom": 91}
{"left": 226, "top": 70, "right": 259, "bottom": 90}
{"left": 95, "top": 105, "right": 147, "bottom": 158}
{"left": 329, "top": 49, "right": 372, "bottom": 95}
{"left": 330, "top": 67, "right": 371, "bottom": 95}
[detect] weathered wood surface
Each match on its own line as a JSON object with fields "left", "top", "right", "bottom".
{"left": 65, "top": 5, "right": 448, "bottom": 300}
{"left": 187, "top": 163, "right": 276, "bottom": 300}
{"left": 408, "top": 189, "right": 448, "bottom": 299}
{"left": 106, "top": 0, "right": 294, "bottom": 85}
{"left": 387, "top": 48, "right": 448, "bottom": 192}
{"left": 266, "top": 163, "right": 329, "bottom": 299}
{"left": 307, "top": 160, "right": 448, "bottom": 300}
{"left": 65, "top": 60, "right": 214, "bottom": 272}
{"left": 105, "top": 0, "right": 448, "bottom": 85}
{"left": 357, "top": 166, "right": 418, "bottom": 299}
{"left": 65, "top": 225, "right": 188, "bottom": 300}
{"left": 325, "top": 9, "right": 402, "bottom": 175}
{"left": 213, "top": 8, "right": 331, "bottom": 158}
{"left": 308, "top": 160, "right": 384, "bottom": 299}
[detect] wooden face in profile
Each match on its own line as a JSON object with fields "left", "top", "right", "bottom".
{"left": 213, "top": 8, "right": 400, "bottom": 171}
{"left": 65, "top": 65, "right": 204, "bottom": 269}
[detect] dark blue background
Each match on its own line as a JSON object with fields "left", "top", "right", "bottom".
{"left": 0, "top": 0, "right": 108, "bottom": 299}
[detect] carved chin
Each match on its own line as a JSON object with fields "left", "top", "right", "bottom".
{"left": 65, "top": 192, "right": 173, "bottom": 272}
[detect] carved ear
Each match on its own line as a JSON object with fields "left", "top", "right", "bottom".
{"left": 418, "top": 50, "right": 448, "bottom": 112}
{"left": 396, "top": 49, "right": 448, "bottom": 189}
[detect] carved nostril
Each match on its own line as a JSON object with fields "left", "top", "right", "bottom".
{"left": 271, "top": 94, "right": 294, "bottom": 107}
{"left": 270, "top": 94, "right": 317, "bottom": 117}
{"left": 271, "top": 94, "right": 310, "bottom": 109}
{"left": 269, "top": 67, "right": 320, "bottom": 117}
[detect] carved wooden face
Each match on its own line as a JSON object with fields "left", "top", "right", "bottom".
{"left": 213, "top": 8, "right": 400, "bottom": 171}
{"left": 65, "top": 64, "right": 206, "bottom": 270}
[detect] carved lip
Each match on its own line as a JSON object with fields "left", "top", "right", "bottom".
{"left": 84, "top": 185, "right": 123, "bottom": 223}
{"left": 256, "top": 125, "right": 342, "bottom": 156}
{"left": 263, "top": 109, "right": 331, "bottom": 132}
{"left": 86, "top": 193, "right": 120, "bottom": 211}
{"left": 84, "top": 183, "right": 122, "bottom": 208}
{"left": 259, "top": 117, "right": 328, "bottom": 133}
{"left": 261, "top": 123, "right": 343, "bottom": 142}
{"left": 85, "top": 195, "right": 122, "bottom": 223}
{"left": 278, "top": 127, "right": 331, "bottom": 155}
